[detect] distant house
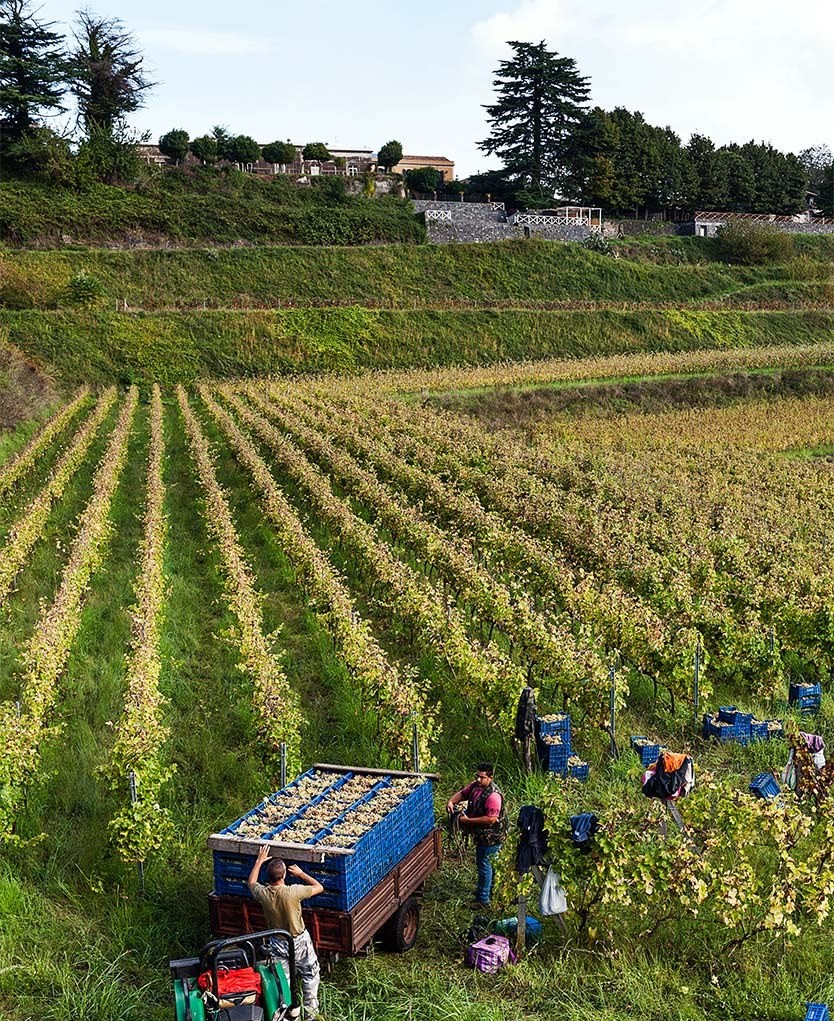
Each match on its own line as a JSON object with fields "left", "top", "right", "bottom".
{"left": 392, "top": 154, "right": 455, "bottom": 183}
{"left": 137, "top": 142, "right": 378, "bottom": 178}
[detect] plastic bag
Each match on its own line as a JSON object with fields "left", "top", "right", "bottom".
{"left": 539, "top": 865, "right": 568, "bottom": 916}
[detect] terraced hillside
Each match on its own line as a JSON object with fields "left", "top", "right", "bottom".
{"left": 1, "top": 345, "right": 834, "bottom": 1020}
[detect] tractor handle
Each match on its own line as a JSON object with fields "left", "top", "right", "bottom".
{"left": 201, "top": 929, "right": 297, "bottom": 1011}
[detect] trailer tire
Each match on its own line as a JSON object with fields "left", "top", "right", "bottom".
{"left": 379, "top": 897, "right": 421, "bottom": 953}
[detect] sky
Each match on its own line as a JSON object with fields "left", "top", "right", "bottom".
{"left": 36, "top": 0, "right": 833, "bottom": 178}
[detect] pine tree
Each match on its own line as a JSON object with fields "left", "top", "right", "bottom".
{"left": 479, "top": 40, "right": 590, "bottom": 200}
{"left": 0, "top": 0, "right": 67, "bottom": 151}
{"left": 68, "top": 11, "right": 153, "bottom": 137}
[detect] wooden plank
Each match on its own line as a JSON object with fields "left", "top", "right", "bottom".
{"left": 206, "top": 834, "right": 355, "bottom": 860}
{"left": 311, "top": 762, "right": 441, "bottom": 781}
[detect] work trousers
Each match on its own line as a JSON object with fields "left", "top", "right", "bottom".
{"left": 475, "top": 842, "right": 501, "bottom": 904}
{"left": 272, "top": 929, "right": 320, "bottom": 1018}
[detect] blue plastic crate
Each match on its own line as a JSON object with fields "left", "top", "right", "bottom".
{"left": 569, "top": 761, "right": 590, "bottom": 782}
{"left": 718, "top": 706, "right": 739, "bottom": 724}
{"left": 536, "top": 713, "right": 571, "bottom": 738}
{"left": 790, "top": 682, "right": 822, "bottom": 703}
{"left": 797, "top": 694, "right": 821, "bottom": 714}
{"left": 766, "top": 719, "right": 784, "bottom": 739}
{"left": 703, "top": 714, "right": 739, "bottom": 742}
{"left": 630, "top": 737, "right": 661, "bottom": 767}
{"left": 538, "top": 741, "right": 571, "bottom": 772}
{"left": 804, "top": 1004, "right": 830, "bottom": 1021}
{"left": 214, "top": 774, "right": 435, "bottom": 910}
{"left": 750, "top": 773, "right": 781, "bottom": 800}
{"left": 750, "top": 720, "right": 770, "bottom": 742}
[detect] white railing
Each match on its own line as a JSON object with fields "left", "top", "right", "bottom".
{"left": 513, "top": 214, "right": 573, "bottom": 226}
{"left": 425, "top": 209, "right": 452, "bottom": 221}
{"left": 491, "top": 202, "right": 506, "bottom": 211}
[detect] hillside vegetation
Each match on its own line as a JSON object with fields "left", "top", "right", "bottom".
{"left": 4, "top": 307, "right": 834, "bottom": 385}
{"left": 2, "top": 237, "right": 833, "bottom": 310}
{"left": 0, "top": 170, "right": 424, "bottom": 247}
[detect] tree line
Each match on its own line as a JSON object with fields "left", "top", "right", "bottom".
{"left": 471, "top": 40, "right": 834, "bottom": 218}
{"left": 0, "top": 0, "right": 157, "bottom": 183}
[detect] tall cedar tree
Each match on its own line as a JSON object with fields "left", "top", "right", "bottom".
{"left": 479, "top": 40, "right": 589, "bottom": 199}
{"left": 0, "top": 0, "right": 66, "bottom": 147}
{"left": 68, "top": 11, "right": 153, "bottom": 135}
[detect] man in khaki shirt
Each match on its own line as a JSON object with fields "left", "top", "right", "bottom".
{"left": 248, "top": 844, "right": 324, "bottom": 1019}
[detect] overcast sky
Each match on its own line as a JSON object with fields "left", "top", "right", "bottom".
{"left": 39, "top": 0, "right": 832, "bottom": 177}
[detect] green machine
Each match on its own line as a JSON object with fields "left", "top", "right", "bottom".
{"left": 170, "top": 928, "right": 298, "bottom": 1021}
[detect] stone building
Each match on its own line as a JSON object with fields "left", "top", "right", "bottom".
{"left": 391, "top": 154, "right": 455, "bottom": 183}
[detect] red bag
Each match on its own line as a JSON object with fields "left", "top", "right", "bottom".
{"left": 197, "top": 966, "right": 262, "bottom": 997}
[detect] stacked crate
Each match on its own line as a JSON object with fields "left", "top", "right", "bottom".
{"left": 703, "top": 707, "right": 782, "bottom": 745}
{"left": 536, "top": 713, "right": 589, "bottom": 781}
{"left": 630, "top": 736, "right": 663, "bottom": 767}
{"left": 790, "top": 682, "right": 822, "bottom": 715}
{"left": 804, "top": 1005, "right": 829, "bottom": 1021}
{"left": 208, "top": 767, "right": 436, "bottom": 913}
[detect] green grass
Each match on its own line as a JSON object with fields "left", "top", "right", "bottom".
{"left": 5, "top": 307, "right": 834, "bottom": 385}
{"left": 1, "top": 238, "right": 826, "bottom": 311}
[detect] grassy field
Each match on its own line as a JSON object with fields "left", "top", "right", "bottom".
{"left": 1, "top": 353, "right": 833, "bottom": 1021}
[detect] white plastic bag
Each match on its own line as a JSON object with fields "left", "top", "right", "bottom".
{"left": 539, "top": 865, "right": 568, "bottom": 916}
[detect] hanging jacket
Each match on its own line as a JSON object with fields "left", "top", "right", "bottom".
{"left": 516, "top": 805, "right": 549, "bottom": 874}
{"left": 642, "top": 752, "right": 695, "bottom": 800}
{"left": 515, "top": 686, "right": 537, "bottom": 742}
{"left": 569, "top": 812, "right": 599, "bottom": 851}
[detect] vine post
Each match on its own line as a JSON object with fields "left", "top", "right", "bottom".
{"left": 411, "top": 717, "right": 420, "bottom": 773}
{"left": 280, "top": 743, "right": 287, "bottom": 790}
{"left": 693, "top": 642, "right": 702, "bottom": 734}
{"left": 128, "top": 770, "right": 145, "bottom": 894}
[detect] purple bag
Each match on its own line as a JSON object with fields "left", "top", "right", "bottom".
{"left": 466, "top": 934, "right": 517, "bottom": 973}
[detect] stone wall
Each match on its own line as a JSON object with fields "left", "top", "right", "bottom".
{"left": 692, "top": 220, "right": 834, "bottom": 238}
{"left": 413, "top": 199, "right": 506, "bottom": 222}
{"left": 414, "top": 200, "right": 596, "bottom": 243}
{"left": 604, "top": 219, "right": 680, "bottom": 238}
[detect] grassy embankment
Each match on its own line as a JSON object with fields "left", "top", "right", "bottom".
{"left": 1, "top": 238, "right": 833, "bottom": 385}
{"left": 0, "top": 170, "right": 424, "bottom": 248}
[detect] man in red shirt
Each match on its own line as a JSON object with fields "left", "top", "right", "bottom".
{"left": 446, "top": 762, "right": 505, "bottom": 907}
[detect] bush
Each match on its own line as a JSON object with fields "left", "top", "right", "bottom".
{"left": 62, "top": 270, "right": 106, "bottom": 308}
{"left": 582, "top": 231, "right": 618, "bottom": 257}
{"left": 716, "top": 220, "right": 795, "bottom": 265}
{"left": 783, "top": 255, "right": 831, "bottom": 281}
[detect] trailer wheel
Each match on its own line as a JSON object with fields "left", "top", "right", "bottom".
{"left": 380, "top": 897, "right": 421, "bottom": 952}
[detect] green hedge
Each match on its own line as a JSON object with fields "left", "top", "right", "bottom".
{"left": 5, "top": 308, "right": 834, "bottom": 385}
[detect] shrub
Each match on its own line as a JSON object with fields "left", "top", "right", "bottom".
{"left": 582, "top": 231, "right": 617, "bottom": 257}
{"left": 716, "top": 220, "right": 795, "bottom": 264}
{"left": 62, "top": 270, "right": 106, "bottom": 308}
{"left": 783, "top": 255, "right": 831, "bottom": 281}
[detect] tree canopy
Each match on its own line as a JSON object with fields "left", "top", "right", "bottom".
{"left": 303, "top": 141, "right": 331, "bottom": 161}
{"left": 0, "top": 0, "right": 67, "bottom": 150}
{"left": 68, "top": 11, "right": 154, "bottom": 136}
{"left": 159, "top": 128, "right": 189, "bottom": 163}
{"left": 262, "top": 140, "right": 297, "bottom": 165}
{"left": 479, "top": 40, "right": 590, "bottom": 200}
{"left": 405, "top": 167, "right": 441, "bottom": 194}
{"left": 377, "top": 139, "right": 403, "bottom": 171}
{"left": 189, "top": 133, "right": 218, "bottom": 165}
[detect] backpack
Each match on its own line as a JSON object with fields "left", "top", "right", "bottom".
{"left": 466, "top": 934, "right": 517, "bottom": 973}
